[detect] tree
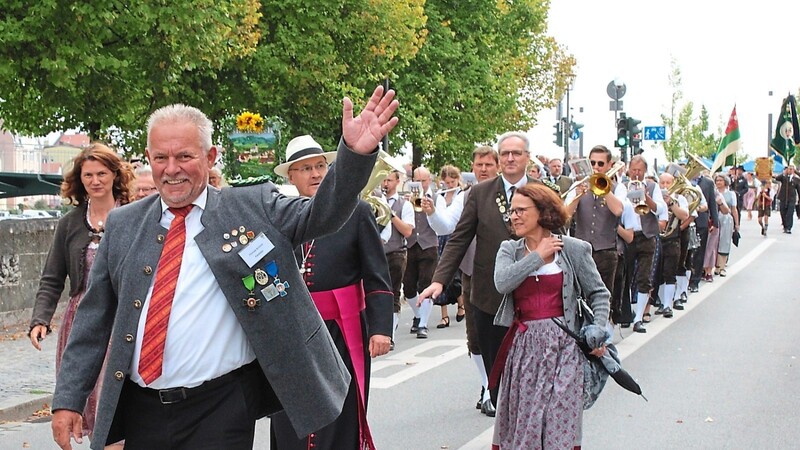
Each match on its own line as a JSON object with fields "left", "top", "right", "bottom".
{"left": 391, "top": 0, "right": 575, "bottom": 172}
{"left": 661, "top": 59, "right": 718, "bottom": 161}
{"left": 0, "top": 0, "right": 262, "bottom": 149}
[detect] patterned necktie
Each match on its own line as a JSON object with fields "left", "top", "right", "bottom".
{"left": 138, "top": 205, "right": 193, "bottom": 385}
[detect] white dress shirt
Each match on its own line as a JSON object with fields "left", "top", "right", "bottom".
{"left": 381, "top": 192, "right": 415, "bottom": 242}
{"left": 132, "top": 188, "right": 256, "bottom": 389}
{"left": 427, "top": 190, "right": 466, "bottom": 236}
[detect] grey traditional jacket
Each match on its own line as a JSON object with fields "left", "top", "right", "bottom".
{"left": 493, "top": 235, "right": 609, "bottom": 334}
{"left": 52, "top": 139, "right": 376, "bottom": 449}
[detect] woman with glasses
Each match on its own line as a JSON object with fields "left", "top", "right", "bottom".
{"left": 29, "top": 143, "right": 134, "bottom": 444}
{"left": 491, "top": 183, "right": 609, "bottom": 449}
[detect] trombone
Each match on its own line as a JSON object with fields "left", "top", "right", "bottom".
{"left": 561, "top": 160, "right": 625, "bottom": 207}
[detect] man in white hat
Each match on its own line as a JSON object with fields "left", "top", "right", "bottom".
{"left": 271, "top": 135, "right": 392, "bottom": 450}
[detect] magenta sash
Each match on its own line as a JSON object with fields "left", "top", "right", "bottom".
{"left": 311, "top": 283, "right": 375, "bottom": 450}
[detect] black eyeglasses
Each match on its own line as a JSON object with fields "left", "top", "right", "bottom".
{"left": 589, "top": 160, "right": 606, "bottom": 167}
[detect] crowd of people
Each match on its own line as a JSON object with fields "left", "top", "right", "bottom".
{"left": 26, "top": 84, "right": 800, "bottom": 449}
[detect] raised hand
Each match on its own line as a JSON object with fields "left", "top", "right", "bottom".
{"left": 342, "top": 85, "right": 399, "bottom": 154}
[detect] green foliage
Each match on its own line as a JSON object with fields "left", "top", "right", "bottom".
{"left": 661, "top": 59, "right": 718, "bottom": 161}
{"left": 391, "top": 0, "right": 574, "bottom": 172}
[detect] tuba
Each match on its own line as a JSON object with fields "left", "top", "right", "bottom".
{"left": 684, "top": 152, "right": 710, "bottom": 181}
{"left": 361, "top": 150, "right": 406, "bottom": 227}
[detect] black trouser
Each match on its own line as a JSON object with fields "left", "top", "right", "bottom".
{"left": 680, "top": 227, "right": 691, "bottom": 273}
{"left": 661, "top": 237, "right": 681, "bottom": 285}
{"left": 629, "top": 232, "right": 656, "bottom": 294}
{"left": 402, "top": 244, "right": 438, "bottom": 299}
{"left": 612, "top": 247, "right": 633, "bottom": 324}
{"left": 472, "top": 306, "right": 509, "bottom": 405}
{"left": 780, "top": 202, "right": 795, "bottom": 231}
{"left": 690, "top": 226, "right": 709, "bottom": 287}
{"left": 591, "top": 248, "right": 618, "bottom": 297}
{"left": 110, "top": 362, "right": 274, "bottom": 450}
{"left": 386, "top": 250, "right": 407, "bottom": 313}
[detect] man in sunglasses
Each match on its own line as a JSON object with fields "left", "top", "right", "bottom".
{"left": 564, "top": 145, "right": 627, "bottom": 327}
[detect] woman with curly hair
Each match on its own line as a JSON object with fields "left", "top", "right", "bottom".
{"left": 29, "top": 143, "right": 133, "bottom": 443}
{"left": 491, "top": 183, "right": 610, "bottom": 450}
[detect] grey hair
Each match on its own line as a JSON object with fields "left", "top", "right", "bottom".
{"left": 496, "top": 131, "right": 530, "bottom": 153}
{"left": 147, "top": 104, "right": 213, "bottom": 153}
{"left": 630, "top": 155, "right": 648, "bottom": 170}
{"left": 134, "top": 165, "right": 153, "bottom": 177}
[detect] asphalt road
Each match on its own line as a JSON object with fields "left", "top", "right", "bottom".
{"left": 2, "top": 217, "right": 798, "bottom": 449}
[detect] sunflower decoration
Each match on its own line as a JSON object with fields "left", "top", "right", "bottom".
{"left": 226, "top": 111, "right": 285, "bottom": 186}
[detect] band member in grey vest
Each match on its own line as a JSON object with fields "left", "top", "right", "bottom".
{"left": 381, "top": 170, "right": 415, "bottom": 348}
{"left": 654, "top": 173, "right": 690, "bottom": 318}
{"left": 564, "top": 145, "right": 626, "bottom": 325}
{"left": 404, "top": 166, "right": 446, "bottom": 338}
{"left": 620, "top": 156, "right": 667, "bottom": 333}
{"left": 425, "top": 146, "right": 500, "bottom": 415}
{"left": 420, "top": 132, "right": 540, "bottom": 409}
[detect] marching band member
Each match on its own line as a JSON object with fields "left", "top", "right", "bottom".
{"left": 655, "top": 173, "right": 690, "bottom": 318}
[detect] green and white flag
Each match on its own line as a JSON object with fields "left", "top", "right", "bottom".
{"left": 710, "top": 106, "right": 741, "bottom": 174}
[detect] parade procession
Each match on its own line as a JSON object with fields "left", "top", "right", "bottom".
{"left": 2, "top": 2, "right": 800, "bottom": 450}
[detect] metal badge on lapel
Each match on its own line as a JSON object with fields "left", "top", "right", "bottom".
{"left": 254, "top": 268, "right": 269, "bottom": 286}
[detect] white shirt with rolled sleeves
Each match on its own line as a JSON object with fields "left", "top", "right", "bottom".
{"left": 381, "top": 192, "right": 415, "bottom": 242}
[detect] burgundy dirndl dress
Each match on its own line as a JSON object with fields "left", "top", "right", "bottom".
{"left": 492, "top": 268, "right": 583, "bottom": 450}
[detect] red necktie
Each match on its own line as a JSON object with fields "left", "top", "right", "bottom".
{"left": 138, "top": 205, "right": 193, "bottom": 385}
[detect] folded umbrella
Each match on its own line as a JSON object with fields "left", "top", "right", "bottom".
{"left": 552, "top": 317, "right": 647, "bottom": 401}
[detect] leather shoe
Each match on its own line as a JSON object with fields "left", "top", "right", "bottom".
{"left": 481, "top": 399, "right": 496, "bottom": 417}
{"left": 410, "top": 317, "right": 420, "bottom": 333}
{"left": 680, "top": 292, "right": 688, "bottom": 302}
{"left": 662, "top": 307, "right": 674, "bottom": 318}
{"left": 633, "top": 321, "right": 647, "bottom": 333}
{"left": 416, "top": 326, "right": 428, "bottom": 339}
{"left": 476, "top": 387, "right": 485, "bottom": 410}
{"left": 672, "top": 303, "right": 684, "bottom": 310}
{"left": 688, "top": 285, "right": 699, "bottom": 293}
{"left": 619, "top": 322, "right": 631, "bottom": 328}
{"left": 389, "top": 339, "right": 395, "bottom": 351}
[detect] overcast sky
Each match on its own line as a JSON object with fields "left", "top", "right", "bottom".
{"left": 529, "top": 0, "right": 800, "bottom": 163}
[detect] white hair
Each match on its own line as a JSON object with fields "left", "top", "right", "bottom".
{"left": 134, "top": 165, "right": 153, "bottom": 177}
{"left": 496, "top": 131, "right": 530, "bottom": 152}
{"left": 146, "top": 104, "right": 213, "bottom": 153}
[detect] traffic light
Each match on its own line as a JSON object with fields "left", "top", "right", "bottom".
{"left": 553, "top": 121, "right": 563, "bottom": 147}
{"left": 627, "top": 117, "right": 642, "bottom": 151}
{"left": 615, "top": 113, "right": 628, "bottom": 148}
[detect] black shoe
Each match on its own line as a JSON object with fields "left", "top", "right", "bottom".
{"left": 620, "top": 322, "right": 631, "bottom": 328}
{"left": 477, "top": 387, "right": 485, "bottom": 410}
{"left": 481, "top": 399, "right": 496, "bottom": 417}
{"left": 654, "top": 307, "right": 665, "bottom": 315}
{"left": 663, "top": 307, "right": 674, "bottom": 318}
{"left": 680, "top": 292, "right": 688, "bottom": 302}
{"left": 436, "top": 316, "right": 450, "bottom": 329}
{"left": 416, "top": 326, "right": 428, "bottom": 339}
{"left": 673, "top": 303, "right": 684, "bottom": 310}
{"left": 410, "top": 317, "right": 420, "bottom": 333}
{"left": 389, "top": 339, "right": 395, "bottom": 351}
{"left": 688, "top": 285, "right": 699, "bottom": 293}
{"left": 633, "top": 321, "right": 647, "bottom": 333}
{"left": 787, "top": 229, "right": 793, "bottom": 234}
{"left": 761, "top": 224, "right": 765, "bottom": 235}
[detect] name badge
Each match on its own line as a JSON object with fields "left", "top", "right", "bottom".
{"left": 238, "top": 232, "right": 274, "bottom": 268}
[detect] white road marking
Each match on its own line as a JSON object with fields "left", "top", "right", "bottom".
{"left": 370, "top": 339, "right": 467, "bottom": 389}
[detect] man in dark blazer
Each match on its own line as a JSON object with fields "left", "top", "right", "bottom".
{"left": 420, "top": 131, "right": 540, "bottom": 410}
{"left": 50, "top": 86, "right": 398, "bottom": 450}
{"left": 774, "top": 165, "right": 800, "bottom": 233}
{"left": 546, "top": 157, "right": 573, "bottom": 194}
{"left": 689, "top": 172, "right": 718, "bottom": 292}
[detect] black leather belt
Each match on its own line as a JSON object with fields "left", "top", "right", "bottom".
{"left": 140, "top": 361, "right": 258, "bottom": 405}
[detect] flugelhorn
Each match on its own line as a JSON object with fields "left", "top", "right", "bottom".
{"left": 627, "top": 180, "right": 650, "bottom": 215}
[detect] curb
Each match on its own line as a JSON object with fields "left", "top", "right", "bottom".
{"left": 0, "top": 394, "right": 53, "bottom": 423}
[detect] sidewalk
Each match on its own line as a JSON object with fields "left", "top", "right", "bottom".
{"left": 0, "top": 321, "right": 57, "bottom": 423}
